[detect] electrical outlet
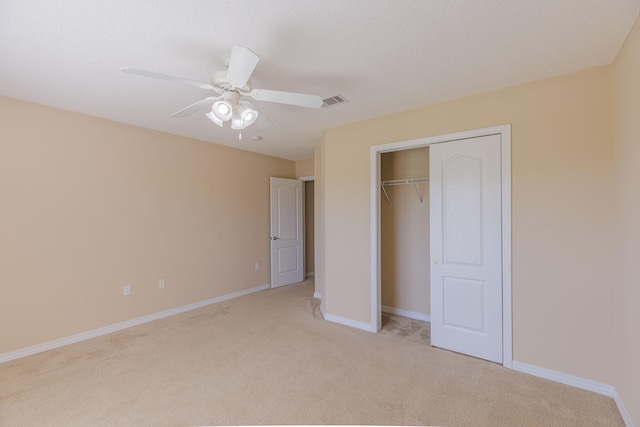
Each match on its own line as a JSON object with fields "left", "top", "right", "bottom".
{"left": 255, "top": 263, "right": 260, "bottom": 270}
{"left": 159, "top": 279, "right": 165, "bottom": 289}
{"left": 123, "top": 285, "right": 131, "bottom": 296}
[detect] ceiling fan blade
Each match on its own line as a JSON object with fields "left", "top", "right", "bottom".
{"left": 226, "top": 45, "right": 260, "bottom": 88}
{"left": 170, "top": 96, "right": 218, "bottom": 118}
{"left": 243, "top": 101, "right": 272, "bottom": 130}
{"left": 250, "top": 89, "right": 323, "bottom": 108}
{"left": 120, "top": 67, "right": 217, "bottom": 91}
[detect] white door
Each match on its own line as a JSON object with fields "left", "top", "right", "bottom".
{"left": 270, "top": 177, "right": 304, "bottom": 288}
{"left": 430, "top": 134, "right": 503, "bottom": 363}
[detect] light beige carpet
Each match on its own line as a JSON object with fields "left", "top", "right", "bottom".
{"left": 0, "top": 279, "right": 623, "bottom": 426}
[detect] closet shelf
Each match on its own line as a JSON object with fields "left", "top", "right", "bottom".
{"left": 381, "top": 177, "right": 429, "bottom": 206}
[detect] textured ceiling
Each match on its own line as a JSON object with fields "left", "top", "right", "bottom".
{"left": 1, "top": 1, "right": 639, "bottom": 160}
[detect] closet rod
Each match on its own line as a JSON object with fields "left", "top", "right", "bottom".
{"left": 381, "top": 177, "right": 429, "bottom": 186}
{"left": 380, "top": 177, "right": 429, "bottom": 206}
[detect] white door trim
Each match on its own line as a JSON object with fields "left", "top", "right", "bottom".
{"left": 370, "top": 124, "right": 512, "bottom": 368}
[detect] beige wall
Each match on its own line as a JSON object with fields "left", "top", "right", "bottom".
{"left": 0, "top": 96, "right": 294, "bottom": 354}
{"left": 612, "top": 16, "right": 640, "bottom": 423}
{"left": 295, "top": 158, "right": 314, "bottom": 178}
{"left": 381, "top": 148, "right": 430, "bottom": 315}
{"left": 322, "top": 66, "right": 615, "bottom": 385}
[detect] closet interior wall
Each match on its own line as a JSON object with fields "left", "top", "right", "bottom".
{"left": 381, "top": 147, "right": 430, "bottom": 318}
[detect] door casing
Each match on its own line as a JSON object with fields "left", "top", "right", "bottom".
{"left": 369, "top": 124, "right": 512, "bottom": 368}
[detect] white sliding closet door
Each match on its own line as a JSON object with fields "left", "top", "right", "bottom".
{"left": 429, "top": 134, "right": 503, "bottom": 363}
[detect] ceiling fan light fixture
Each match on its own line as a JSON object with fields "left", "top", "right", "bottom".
{"left": 231, "top": 113, "right": 241, "bottom": 130}
{"left": 231, "top": 105, "right": 258, "bottom": 129}
{"left": 238, "top": 104, "right": 258, "bottom": 126}
{"left": 211, "top": 100, "right": 233, "bottom": 121}
{"left": 206, "top": 111, "right": 224, "bottom": 127}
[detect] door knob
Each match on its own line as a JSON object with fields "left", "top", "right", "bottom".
{"left": 434, "top": 259, "right": 439, "bottom": 264}
{"left": 271, "top": 236, "right": 280, "bottom": 240}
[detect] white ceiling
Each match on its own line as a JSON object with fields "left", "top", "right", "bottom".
{"left": 1, "top": 1, "right": 639, "bottom": 160}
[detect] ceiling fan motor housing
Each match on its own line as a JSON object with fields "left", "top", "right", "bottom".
{"left": 212, "top": 71, "right": 251, "bottom": 94}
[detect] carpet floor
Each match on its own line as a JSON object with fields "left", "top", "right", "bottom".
{"left": 0, "top": 279, "right": 624, "bottom": 426}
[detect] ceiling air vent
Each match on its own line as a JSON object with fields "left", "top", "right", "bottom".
{"left": 322, "top": 94, "right": 349, "bottom": 108}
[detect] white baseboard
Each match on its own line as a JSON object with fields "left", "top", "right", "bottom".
{"left": 0, "top": 283, "right": 271, "bottom": 365}
{"left": 511, "top": 361, "right": 615, "bottom": 397}
{"left": 613, "top": 389, "right": 635, "bottom": 427}
{"left": 512, "top": 361, "right": 634, "bottom": 427}
{"left": 381, "top": 305, "right": 431, "bottom": 322}
{"left": 324, "top": 313, "right": 377, "bottom": 332}
{"left": 305, "top": 272, "right": 315, "bottom": 278}
{"left": 313, "top": 292, "right": 322, "bottom": 299}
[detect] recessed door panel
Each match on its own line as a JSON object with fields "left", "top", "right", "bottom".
{"left": 277, "top": 186, "right": 299, "bottom": 240}
{"left": 278, "top": 246, "right": 299, "bottom": 273}
{"left": 443, "top": 276, "right": 484, "bottom": 333}
{"left": 443, "top": 155, "right": 483, "bottom": 266}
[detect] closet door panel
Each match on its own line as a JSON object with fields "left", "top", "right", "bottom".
{"left": 430, "top": 134, "right": 502, "bottom": 364}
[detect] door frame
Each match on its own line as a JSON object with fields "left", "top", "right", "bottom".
{"left": 369, "top": 124, "right": 512, "bottom": 368}
{"left": 298, "top": 176, "right": 315, "bottom": 284}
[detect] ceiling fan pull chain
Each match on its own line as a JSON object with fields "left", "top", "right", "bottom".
{"left": 238, "top": 116, "right": 245, "bottom": 140}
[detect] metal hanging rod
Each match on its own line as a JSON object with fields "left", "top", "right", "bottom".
{"left": 381, "top": 177, "right": 429, "bottom": 186}
{"left": 381, "top": 177, "right": 429, "bottom": 206}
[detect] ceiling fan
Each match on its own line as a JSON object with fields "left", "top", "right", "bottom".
{"left": 121, "top": 44, "right": 323, "bottom": 138}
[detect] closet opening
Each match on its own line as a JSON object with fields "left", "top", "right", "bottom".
{"left": 380, "top": 147, "right": 431, "bottom": 334}
{"left": 304, "top": 180, "right": 315, "bottom": 282}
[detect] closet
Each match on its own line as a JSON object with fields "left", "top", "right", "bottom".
{"left": 380, "top": 147, "right": 430, "bottom": 322}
